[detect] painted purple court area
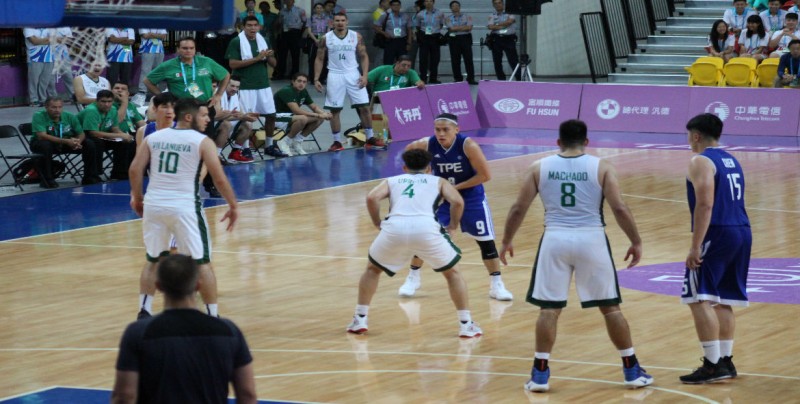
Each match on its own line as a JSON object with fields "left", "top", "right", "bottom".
{"left": 618, "top": 258, "right": 800, "bottom": 305}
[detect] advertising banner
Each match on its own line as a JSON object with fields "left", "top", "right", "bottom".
{"left": 579, "top": 85, "right": 691, "bottom": 133}
{"left": 379, "top": 86, "right": 434, "bottom": 141}
{"left": 476, "top": 81, "right": 583, "bottom": 129}
{"left": 424, "top": 82, "right": 480, "bottom": 131}
{"left": 688, "top": 87, "right": 800, "bottom": 136}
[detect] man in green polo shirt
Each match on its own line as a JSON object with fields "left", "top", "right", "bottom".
{"left": 79, "top": 89, "right": 136, "bottom": 181}
{"left": 273, "top": 72, "right": 331, "bottom": 156}
{"left": 30, "top": 96, "right": 101, "bottom": 187}
{"left": 367, "top": 54, "right": 425, "bottom": 94}
{"left": 112, "top": 81, "right": 146, "bottom": 135}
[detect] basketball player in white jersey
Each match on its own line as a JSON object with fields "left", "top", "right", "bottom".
{"left": 313, "top": 12, "right": 385, "bottom": 151}
{"left": 346, "top": 149, "right": 482, "bottom": 338}
{"left": 74, "top": 63, "right": 111, "bottom": 106}
{"left": 129, "top": 98, "right": 238, "bottom": 319}
{"left": 500, "top": 119, "right": 653, "bottom": 392}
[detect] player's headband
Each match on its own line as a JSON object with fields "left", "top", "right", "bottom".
{"left": 434, "top": 113, "right": 458, "bottom": 125}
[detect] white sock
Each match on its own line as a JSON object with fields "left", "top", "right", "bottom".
{"left": 232, "top": 143, "right": 242, "bottom": 149}
{"left": 206, "top": 303, "right": 218, "bottom": 317}
{"left": 216, "top": 147, "right": 223, "bottom": 155}
{"left": 701, "top": 340, "right": 720, "bottom": 364}
{"left": 457, "top": 310, "right": 471, "bottom": 323}
{"left": 295, "top": 134, "right": 306, "bottom": 143}
{"left": 266, "top": 138, "right": 274, "bottom": 146}
{"left": 355, "top": 304, "right": 369, "bottom": 316}
{"left": 719, "top": 340, "right": 734, "bottom": 357}
{"left": 139, "top": 294, "right": 154, "bottom": 313}
{"left": 619, "top": 347, "right": 635, "bottom": 357}
{"left": 243, "top": 140, "right": 250, "bottom": 148}
{"left": 332, "top": 131, "right": 341, "bottom": 142}
{"left": 364, "top": 127, "right": 374, "bottom": 139}
{"left": 534, "top": 352, "right": 550, "bottom": 360}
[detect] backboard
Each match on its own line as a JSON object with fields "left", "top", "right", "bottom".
{"left": 0, "top": 0, "right": 235, "bottom": 30}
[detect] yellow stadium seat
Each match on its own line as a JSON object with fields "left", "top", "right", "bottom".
{"left": 684, "top": 57, "right": 724, "bottom": 86}
{"left": 753, "top": 58, "right": 780, "bottom": 87}
{"left": 723, "top": 57, "right": 757, "bottom": 87}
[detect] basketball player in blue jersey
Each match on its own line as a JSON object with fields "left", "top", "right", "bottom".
{"left": 679, "top": 113, "right": 751, "bottom": 384}
{"left": 402, "top": 113, "right": 513, "bottom": 301}
{"left": 135, "top": 92, "right": 178, "bottom": 146}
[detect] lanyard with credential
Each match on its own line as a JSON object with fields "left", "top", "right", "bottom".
{"left": 56, "top": 122, "right": 62, "bottom": 139}
{"left": 180, "top": 58, "right": 196, "bottom": 92}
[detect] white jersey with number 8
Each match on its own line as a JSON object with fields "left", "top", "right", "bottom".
{"left": 539, "top": 154, "right": 604, "bottom": 228}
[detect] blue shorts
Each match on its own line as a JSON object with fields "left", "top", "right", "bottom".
{"left": 436, "top": 196, "right": 495, "bottom": 241}
{"left": 681, "top": 225, "right": 752, "bottom": 306}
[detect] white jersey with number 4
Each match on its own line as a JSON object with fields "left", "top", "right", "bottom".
{"left": 386, "top": 173, "right": 441, "bottom": 222}
{"left": 539, "top": 154, "right": 604, "bottom": 228}
{"left": 325, "top": 29, "right": 359, "bottom": 73}
{"left": 144, "top": 127, "right": 206, "bottom": 209}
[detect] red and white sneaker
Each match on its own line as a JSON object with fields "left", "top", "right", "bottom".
{"left": 328, "top": 141, "right": 345, "bottom": 151}
{"left": 364, "top": 137, "right": 387, "bottom": 150}
{"left": 346, "top": 315, "right": 368, "bottom": 334}
{"left": 458, "top": 321, "right": 483, "bottom": 338}
{"left": 228, "top": 149, "right": 254, "bottom": 163}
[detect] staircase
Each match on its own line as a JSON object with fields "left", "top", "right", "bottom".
{"left": 608, "top": 0, "right": 733, "bottom": 84}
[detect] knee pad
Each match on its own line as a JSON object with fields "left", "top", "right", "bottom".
{"left": 476, "top": 239, "right": 498, "bottom": 260}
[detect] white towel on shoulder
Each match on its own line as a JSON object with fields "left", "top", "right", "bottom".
{"left": 238, "top": 30, "right": 268, "bottom": 60}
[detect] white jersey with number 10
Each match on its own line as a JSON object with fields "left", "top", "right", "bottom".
{"left": 144, "top": 127, "right": 206, "bottom": 210}
{"left": 539, "top": 154, "right": 604, "bottom": 228}
{"left": 325, "top": 29, "right": 359, "bottom": 73}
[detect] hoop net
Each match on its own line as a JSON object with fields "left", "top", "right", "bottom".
{"left": 50, "top": 0, "right": 136, "bottom": 76}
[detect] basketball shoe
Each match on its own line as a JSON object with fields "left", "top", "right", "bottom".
{"left": 398, "top": 271, "right": 421, "bottom": 297}
{"left": 679, "top": 357, "right": 731, "bottom": 384}
{"left": 525, "top": 365, "right": 550, "bottom": 392}
{"left": 346, "top": 315, "right": 368, "bottom": 334}
{"left": 228, "top": 148, "right": 254, "bottom": 163}
{"left": 719, "top": 356, "right": 737, "bottom": 378}
{"left": 364, "top": 137, "right": 387, "bottom": 150}
{"left": 623, "top": 363, "right": 654, "bottom": 388}
{"left": 328, "top": 141, "right": 345, "bottom": 151}
{"left": 277, "top": 137, "right": 295, "bottom": 157}
{"left": 458, "top": 321, "right": 482, "bottom": 338}
{"left": 489, "top": 278, "right": 513, "bottom": 301}
{"left": 291, "top": 139, "right": 307, "bottom": 155}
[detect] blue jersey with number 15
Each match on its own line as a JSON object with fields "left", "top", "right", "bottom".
{"left": 686, "top": 147, "right": 750, "bottom": 228}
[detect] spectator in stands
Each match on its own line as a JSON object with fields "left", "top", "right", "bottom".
{"left": 260, "top": 0, "right": 280, "bottom": 47}
{"left": 415, "top": 0, "right": 445, "bottom": 84}
{"left": 30, "top": 96, "right": 101, "bottom": 187}
{"left": 225, "top": 16, "right": 284, "bottom": 158}
{"left": 761, "top": 0, "right": 787, "bottom": 32}
{"left": 788, "top": 0, "right": 800, "bottom": 14}
{"left": 324, "top": 0, "right": 346, "bottom": 15}
{"left": 739, "top": 15, "right": 769, "bottom": 62}
{"left": 276, "top": 0, "right": 307, "bottom": 80}
{"left": 134, "top": 28, "right": 168, "bottom": 106}
{"left": 274, "top": 73, "right": 331, "bottom": 156}
{"left": 106, "top": 28, "right": 135, "bottom": 86}
{"left": 51, "top": 27, "right": 75, "bottom": 103}
{"left": 215, "top": 76, "right": 258, "bottom": 163}
{"left": 446, "top": 1, "right": 477, "bottom": 84}
{"left": 307, "top": 2, "right": 333, "bottom": 84}
{"left": 707, "top": 20, "right": 736, "bottom": 62}
{"left": 774, "top": 38, "right": 800, "bottom": 86}
{"left": 74, "top": 63, "right": 111, "bottom": 107}
{"left": 724, "top": 0, "right": 757, "bottom": 36}
{"left": 375, "top": 0, "right": 414, "bottom": 66}
{"left": 769, "top": 12, "right": 800, "bottom": 57}
{"left": 240, "top": 0, "right": 265, "bottom": 26}
{"left": 78, "top": 89, "right": 136, "bottom": 180}
{"left": 373, "top": 0, "right": 391, "bottom": 22}
{"left": 112, "top": 82, "right": 146, "bottom": 137}
{"left": 24, "top": 27, "right": 55, "bottom": 107}
{"left": 488, "top": 0, "right": 519, "bottom": 80}
{"left": 408, "top": 0, "right": 423, "bottom": 68}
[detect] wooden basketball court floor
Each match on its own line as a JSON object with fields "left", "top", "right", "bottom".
{"left": 1, "top": 131, "right": 798, "bottom": 403}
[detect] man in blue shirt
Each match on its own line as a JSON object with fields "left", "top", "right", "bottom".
{"left": 774, "top": 39, "right": 800, "bottom": 87}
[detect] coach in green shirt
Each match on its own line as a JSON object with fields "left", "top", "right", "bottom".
{"left": 30, "top": 96, "right": 101, "bottom": 187}
{"left": 79, "top": 89, "right": 136, "bottom": 180}
{"left": 367, "top": 55, "right": 425, "bottom": 93}
{"left": 143, "top": 36, "right": 230, "bottom": 105}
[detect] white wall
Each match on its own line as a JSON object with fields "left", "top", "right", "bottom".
{"left": 530, "top": 0, "right": 601, "bottom": 76}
